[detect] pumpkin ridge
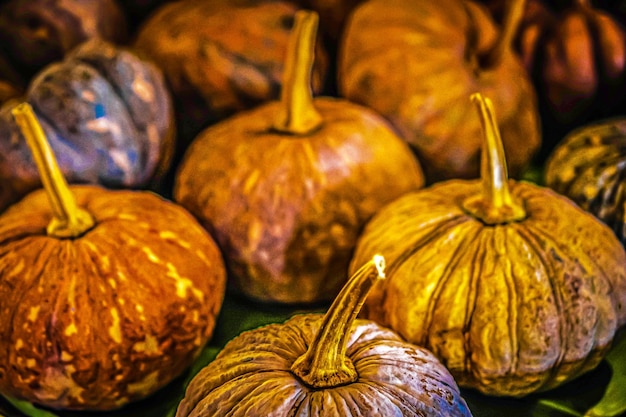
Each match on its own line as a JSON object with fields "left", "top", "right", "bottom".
{"left": 499, "top": 226, "right": 520, "bottom": 376}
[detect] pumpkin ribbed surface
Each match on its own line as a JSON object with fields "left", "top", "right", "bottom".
{"left": 0, "top": 185, "right": 226, "bottom": 410}
{"left": 350, "top": 180, "right": 626, "bottom": 397}
{"left": 176, "top": 314, "right": 471, "bottom": 417}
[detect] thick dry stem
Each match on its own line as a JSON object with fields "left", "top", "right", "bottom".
{"left": 291, "top": 254, "right": 385, "bottom": 388}
{"left": 481, "top": 0, "right": 526, "bottom": 68}
{"left": 462, "top": 93, "right": 526, "bottom": 224}
{"left": 272, "top": 10, "right": 322, "bottom": 135}
{"left": 12, "top": 102, "right": 95, "bottom": 238}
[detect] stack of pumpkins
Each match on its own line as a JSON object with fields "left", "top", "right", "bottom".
{"left": 0, "top": 0, "right": 625, "bottom": 415}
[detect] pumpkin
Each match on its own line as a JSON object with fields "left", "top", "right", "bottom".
{"left": 0, "top": 38, "right": 175, "bottom": 212}
{"left": 545, "top": 117, "right": 626, "bottom": 246}
{"left": 0, "top": 0, "right": 127, "bottom": 86}
{"left": 176, "top": 255, "right": 473, "bottom": 417}
{"left": 348, "top": 93, "right": 626, "bottom": 397}
{"left": 293, "top": 0, "right": 365, "bottom": 41}
{"left": 338, "top": 0, "right": 541, "bottom": 183}
{"left": 490, "top": 0, "right": 626, "bottom": 158}
{"left": 133, "top": 0, "right": 329, "bottom": 145}
{"left": 174, "top": 11, "right": 424, "bottom": 304}
{"left": 0, "top": 103, "right": 226, "bottom": 410}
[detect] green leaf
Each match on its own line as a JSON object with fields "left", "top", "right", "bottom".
{"left": 583, "top": 329, "right": 626, "bottom": 417}
{"left": 1, "top": 396, "right": 59, "bottom": 417}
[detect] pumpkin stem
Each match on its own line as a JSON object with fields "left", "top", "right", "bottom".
{"left": 291, "top": 254, "right": 385, "bottom": 388}
{"left": 12, "top": 103, "right": 95, "bottom": 238}
{"left": 272, "top": 10, "right": 323, "bottom": 135}
{"left": 461, "top": 93, "right": 526, "bottom": 224}
{"left": 481, "top": 0, "right": 526, "bottom": 68}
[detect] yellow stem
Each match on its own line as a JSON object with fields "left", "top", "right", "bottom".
{"left": 12, "top": 103, "right": 95, "bottom": 238}
{"left": 291, "top": 254, "right": 386, "bottom": 388}
{"left": 482, "top": 0, "right": 526, "bottom": 68}
{"left": 272, "top": 10, "right": 322, "bottom": 135}
{"left": 462, "top": 93, "right": 526, "bottom": 224}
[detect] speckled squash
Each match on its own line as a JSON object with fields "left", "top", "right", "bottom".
{"left": 338, "top": 0, "right": 541, "bottom": 183}
{"left": 174, "top": 11, "right": 424, "bottom": 304}
{"left": 0, "top": 0, "right": 127, "bottom": 86}
{"left": 0, "top": 104, "right": 226, "bottom": 410}
{"left": 134, "top": 0, "right": 329, "bottom": 142}
{"left": 545, "top": 117, "right": 626, "bottom": 246}
{"left": 176, "top": 255, "right": 473, "bottom": 417}
{"left": 349, "top": 94, "right": 626, "bottom": 397}
{"left": 0, "top": 38, "right": 175, "bottom": 212}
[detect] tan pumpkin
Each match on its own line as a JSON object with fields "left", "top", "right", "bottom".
{"left": 349, "top": 93, "right": 626, "bottom": 397}
{"left": 174, "top": 11, "right": 423, "bottom": 304}
{"left": 338, "top": 0, "right": 541, "bottom": 183}
{"left": 134, "top": 0, "right": 329, "bottom": 142}
{"left": 0, "top": 104, "right": 226, "bottom": 410}
{"left": 176, "top": 255, "right": 473, "bottom": 417}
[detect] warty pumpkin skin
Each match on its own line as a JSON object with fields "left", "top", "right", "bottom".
{"left": 0, "top": 104, "right": 227, "bottom": 410}
{"left": 0, "top": 38, "right": 175, "bottom": 212}
{"left": 349, "top": 94, "right": 626, "bottom": 397}
{"left": 338, "top": 0, "right": 541, "bottom": 183}
{"left": 176, "top": 256, "right": 473, "bottom": 417}
{"left": 174, "top": 11, "right": 424, "bottom": 304}
{"left": 545, "top": 117, "right": 626, "bottom": 246}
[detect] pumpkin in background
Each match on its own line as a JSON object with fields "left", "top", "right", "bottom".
{"left": 0, "top": 104, "right": 226, "bottom": 410}
{"left": 0, "top": 0, "right": 127, "bottom": 87}
{"left": 176, "top": 255, "right": 473, "bottom": 417}
{"left": 349, "top": 93, "right": 626, "bottom": 397}
{"left": 134, "top": 0, "right": 329, "bottom": 145}
{"left": 545, "top": 117, "right": 626, "bottom": 246}
{"left": 338, "top": 0, "right": 541, "bottom": 183}
{"left": 0, "top": 38, "right": 175, "bottom": 212}
{"left": 174, "top": 11, "right": 423, "bottom": 304}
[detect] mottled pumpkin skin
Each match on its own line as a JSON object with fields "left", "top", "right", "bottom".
{"left": 176, "top": 314, "right": 472, "bottom": 417}
{"left": 0, "top": 0, "right": 127, "bottom": 85}
{"left": 134, "top": 0, "right": 329, "bottom": 141}
{"left": 174, "top": 98, "right": 424, "bottom": 304}
{"left": 0, "top": 185, "right": 226, "bottom": 410}
{"left": 338, "top": 0, "right": 541, "bottom": 183}
{"left": 350, "top": 180, "right": 626, "bottom": 397}
{"left": 0, "top": 38, "right": 175, "bottom": 212}
{"left": 545, "top": 118, "right": 626, "bottom": 246}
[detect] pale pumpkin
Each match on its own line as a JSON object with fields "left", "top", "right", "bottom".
{"left": 176, "top": 255, "right": 473, "bottom": 417}
{"left": 174, "top": 11, "right": 423, "bottom": 304}
{"left": 349, "top": 93, "right": 626, "bottom": 397}
{"left": 338, "top": 0, "right": 541, "bottom": 183}
{"left": 0, "top": 38, "right": 175, "bottom": 212}
{"left": 0, "top": 104, "right": 226, "bottom": 410}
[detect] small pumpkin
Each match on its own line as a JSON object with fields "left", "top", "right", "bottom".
{"left": 338, "top": 0, "right": 541, "bottom": 183}
{"left": 0, "top": 38, "right": 175, "bottom": 212}
{"left": 0, "top": 104, "right": 226, "bottom": 410}
{"left": 174, "top": 11, "right": 424, "bottom": 304}
{"left": 349, "top": 93, "right": 626, "bottom": 397}
{"left": 545, "top": 117, "right": 626, "bottom": 246}
{"left": 0, "top": 0, "right": 128, "bottom": 85}
{"left": 176, "top": 255, "right": 473, "bottom": 417}
{"left": 134, "top": 0, "right": 329, "bottom": 143}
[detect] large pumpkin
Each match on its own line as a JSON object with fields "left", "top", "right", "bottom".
{"left": 174, "top": 11, "right": 423, "bottom": 304}
{"left": 0, "top": 38, "right": 175, "bottom": 212}
{"left": 349, "top": 93, "right": 626, "bottom": 397}
{"left": 0, "top": 104, "right": 226, "bottom": 410}
{"left": 545, "top": 117, "right": 626, "bottom": 246}
{"left": 176, "top": 255, "right": 473, "bottom": 417}
{"left": 338, "top": 0, "right": 541, "bottom": 183}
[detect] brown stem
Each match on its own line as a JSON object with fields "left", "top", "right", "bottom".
{"left": 272, "top": 10, "right": 322, "bottom": 135}
{"left": 482, "top": 0, "right": 526, "bottom": 68}
{"left": 461, "top": 93, "right": 526, "bottom": 224}
{"left": 12, "top": 102, "right": 95, "bottom": 238}
{"left": 291, "top": 254, "right": 386, "bottom": 388}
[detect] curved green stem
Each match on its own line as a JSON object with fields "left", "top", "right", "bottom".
{"left": 12, "top": 102, "right": 95, "bottom": 238}
{"left": 291, "top": 254, "right": 386, "bottom": 388}
{"left": 272, "top": 10, "right": 322, "bottom": 135}
{"left": 462, "top": 93, "right": 526, "bottom": 224}
{"left": 482, "top": 0, "right": 526, "bottom": 68}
